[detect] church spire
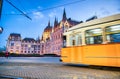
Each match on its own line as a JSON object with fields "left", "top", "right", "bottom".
{"left": 62, "top": 8, "right": 67, "bottom": 21}
{"left": 48, "top": 20, "right": 50, "bottom": 27}
{"left": 54, "top": 17, "right": 58, "bottom": 26}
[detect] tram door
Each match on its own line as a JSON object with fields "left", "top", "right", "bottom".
{"left": 70, "top": 33, "right": 82, "bottom": 63}
{"left": 70, "top": 35, "right": 76, "bottom": 62}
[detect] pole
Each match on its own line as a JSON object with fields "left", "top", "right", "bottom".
{"left": 0, "top": 0, "right": 3, "bottom": 20}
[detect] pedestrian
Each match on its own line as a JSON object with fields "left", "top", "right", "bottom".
{"left": 5, "top": 51, "right": 9, "bottom": 59}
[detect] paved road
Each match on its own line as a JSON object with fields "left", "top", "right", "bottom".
{"left": 0, "top": 57, "right": 61, "bottom": 63}
{"left": 0, "top": 57, "right": 120, "bottom": 79}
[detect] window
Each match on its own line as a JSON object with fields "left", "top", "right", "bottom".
{"left": 28, "top": 51, "right": 30, "bottom": 53}
{"left": 16, "top": 46, "right": 19, "bottom": 49}
{"left": 64, "top": 26, "right": 68, "bottom": 32}
{"left": 70, "top": 34, "right": 81, "bottom": 46}
{"left": 85, "top": 28, "right": 103, "bottom": 44}
{"left": 76, "top": 33, "right": 82, "bottom": 45}
{"left": 70, "top": 35, "right": 75, "bottom": 46}
{"left": 105, "top": 25, "right": 120, "bottom": 43}
{"left": 72, "top": 40, "right": 75, "bottom": 46}
{"left": 25, "top": 45, "right": 27, "bottom": 47}
{"left": 63, "top": 36, "right": 66, "bottom": 47}
{"left": 11, "top": 43, "right": 14, "bottom": 46}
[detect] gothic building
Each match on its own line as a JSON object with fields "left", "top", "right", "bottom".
{"left": 7, "top": 8, "right": 81, "bottom": 56}
{"left": 42, "top": 8, "right": 81, "bottom": 56}
{"left": 42, "top": 21, "right": 52, "bottom": 42}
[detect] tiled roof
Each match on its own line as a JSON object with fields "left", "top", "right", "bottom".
{"left": 22, "top": 38, "right": 35, "bottom": 41}
{"left": 10, "top": 33, "right": 21, "bottom": 37}
{"left": 86, "top": 16, "right": 97, "bottom": 22}
{"left": 67, "top": 18, "right": 82, "bottom": 26}
{"left": 44, "top": 26, "right": 52, "bottom": 31}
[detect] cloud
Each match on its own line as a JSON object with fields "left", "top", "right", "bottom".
{"left": 102, "top": 10, "right": 110, "bottom": 15}
{"left": 11, "top": 11, "right": 15, "bottom": 14}
{"left": 100, "top": 7, "right": 110, "bottom": 15}
{"left": 48, "top": 11, "right": 57, "bottom": 18}
{"left": 58, "top": 6, "right": 65, "bottom": 10}
{"left": 32, "top": 11, "right": 44, "bottom": 19}
{"left": 37, "top": 6, "right": 42, "bottom": 9}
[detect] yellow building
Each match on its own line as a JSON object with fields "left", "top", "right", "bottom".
{"left": 42, "top": 21, "right": 52, "bottom": 42}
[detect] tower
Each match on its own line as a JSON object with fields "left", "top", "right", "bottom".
{"left": 62, "top": 8, "right": 67, "bottom": 22}
{"left": 54, "top": 17, "right": 58, "bottom": 27}
{"left": 48, "top": 20, "right": 50, "bottom": 27}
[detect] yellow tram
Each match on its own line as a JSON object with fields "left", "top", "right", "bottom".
{"left": 61, "top": 14, "right": 120, "bottom": 67}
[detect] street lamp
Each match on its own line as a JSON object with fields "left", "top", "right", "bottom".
{"left": 0, "top": 26, "right": 3, "bottom": 34}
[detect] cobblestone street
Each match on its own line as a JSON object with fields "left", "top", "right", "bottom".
{"left": 0, "top": 62, "right": 120, "bottom": 79}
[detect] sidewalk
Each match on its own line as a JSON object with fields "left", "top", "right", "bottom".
{"left": 0, "top": 62, "right": 120, "bottom": 79}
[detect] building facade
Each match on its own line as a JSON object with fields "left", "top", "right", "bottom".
{"left": 7, "top": 33, "right": 42, "bottom": 55}
{"left": 7, "top": 33, "right": 22, "bottom": 54}
{"left": 21, "top": 38, "right": 41, "bottom": 54}
{"left": 42, "top": 9, "right": 81, "bottom": 56}
{"left": 7, "top": 8, "right": 81, "bottom": 56}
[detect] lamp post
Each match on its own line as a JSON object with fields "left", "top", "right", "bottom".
{"left": 0, "top": 26, "right": 3, "bottom": 34}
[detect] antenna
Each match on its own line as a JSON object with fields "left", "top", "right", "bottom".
{"left": 5, "top": 0, "right": 32, "bottom": 20}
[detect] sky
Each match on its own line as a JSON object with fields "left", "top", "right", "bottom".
{"left": 0, "top": 0, "right": 120, "bottom": 47}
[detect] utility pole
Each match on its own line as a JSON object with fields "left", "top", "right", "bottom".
{"left": 0, "top": 0, "right": 3, "bottom": 19}
{"left": 0, "top": 0, "right": 3, "bottom": 34}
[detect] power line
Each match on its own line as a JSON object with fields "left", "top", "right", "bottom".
{"left": 17, "top": 0, "right": 26, "bottom": 12}
{"left": 2, "top": 0, "right": 85, "bottom": 15}
{"left": 27, "top": 0, "right": 85, "bottom": 14}
{"left": 5, "top": 0, "right": 32, "bottom": 20}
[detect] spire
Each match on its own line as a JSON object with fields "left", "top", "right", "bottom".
{"left": 62, "top": 8, "right": 67, "bottom": 21}
{"left": 56, "top": 17, "right": 58, "bottom": 24}
{"left": 54, "top": 17, "right": 58, "bottom": 26}
{"left": 54, "top": 17, "right": 56, "bottom": 26}
{"left": 48, "top": 20, "right": 50, "bottom": 27}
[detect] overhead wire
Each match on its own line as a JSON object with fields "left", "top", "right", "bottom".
{"left": 2, "top": 0, "right": 85, "bottom": 15}
{"left": 17, "top": 0, "right": 26, "bottom": 12}
{"left": 5, "top": 0, "right": 32, "bottom": 20}
{"left": 27, "top": 0, "right": 85, "bottom": 14}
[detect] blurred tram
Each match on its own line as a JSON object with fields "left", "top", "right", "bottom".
{"left": 60, "top": 14, "right": 120, "bottom": 67}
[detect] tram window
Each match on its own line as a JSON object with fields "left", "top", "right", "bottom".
{"left": 69, "top": 33, "right": 82, "bottom": 46}
{"left": 85, "top": 28, "right": 103, "bottom": 44}
{"left": 78, "top": 34, "right": 82, "bottom": 45}
{"left": 63, "top": 36, "right": 66, "bottom": 47}
{"left": 70, "top": 35, "right": 76, "bottom": 46}
{"left": 72, "top": 40, "right": 75, "bottom": 46}
{"left": 105, "top": 25, "right": 120, "bottom": 43}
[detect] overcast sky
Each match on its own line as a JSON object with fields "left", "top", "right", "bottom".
{"left": 0, "top": 0, "right": 120, "bottom": 47}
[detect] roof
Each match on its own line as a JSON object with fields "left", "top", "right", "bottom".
{"left": 67, "top": 14, "right": 120, "bottom": 32}
{"left": 44, "top": 26, "right": 52, "bottom": 31}
{"left": 22, "top": 38, "right": 35, "bottom": 41}
{"left": 67, "top": 18, "right": 82, "bottom": 26}
{"left": 44, "top": 21, "right": 52, "bottom": 31}
{"left": 10, "top": 33, "right": 21, "bottom": 37}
